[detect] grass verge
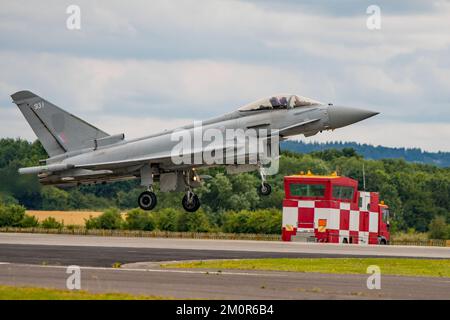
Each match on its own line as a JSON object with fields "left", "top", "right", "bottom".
{"left": 162, "top": 258, "right": 450, "bottom": 278}
{"left": 0, "top": 285, "right": 169, "bottom": 300}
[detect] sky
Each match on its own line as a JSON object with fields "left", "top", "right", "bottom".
{"left": 0, "top": 0, "right": 449, "bottom": 152}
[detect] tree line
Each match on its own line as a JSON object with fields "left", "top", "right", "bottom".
{"left": 0, "top": 138, "right": 449, "bottom": 236}
{"left": 282, "top": 140, "right": 450, "bottom": 167}
{"left": 0, "top": 203, "right": 281, "bottom": 235}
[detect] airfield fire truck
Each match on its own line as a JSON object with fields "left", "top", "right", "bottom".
{"left": 282, "top": 171, "right": 390, "bottom": 244}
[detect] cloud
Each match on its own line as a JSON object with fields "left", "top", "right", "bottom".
{"left": 0, "top": 51, "right": 317, "bottom": 118}
{"left": 0, "top": 0, "right": 449, "bottom": 151}
{"left": 0, "top": 107, "right": 193, "bottom": 143}
{"left": 2, "top": 0, "right": 449, "bottom": 62}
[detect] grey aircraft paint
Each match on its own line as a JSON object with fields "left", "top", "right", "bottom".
{"left": 11, "top": 90, "right": 378, "bottom": 211}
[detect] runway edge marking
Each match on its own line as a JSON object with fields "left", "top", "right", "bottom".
{"left": 0, "top": 263, "right": 291, "bottom": 278}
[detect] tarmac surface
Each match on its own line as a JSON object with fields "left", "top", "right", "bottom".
{"left": 0, "top": 233, "right": 449, "bottom": 261}
{"left": 0, "top": 233, "right": 449, "bottom": 299}
{"left": 0, "top": 263, "right": 449, "bottom": 299}
{"left": 0, "top": 243, "right": 361, "bottom": 267}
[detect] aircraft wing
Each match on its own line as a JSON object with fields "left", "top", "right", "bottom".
{"left": 73, "top": 120, "right": 321, "bottom": 171}
{"left": 72, "top": 144, "right": 234, "bottom": 171}
{"left": 73, "top": 153, "right": 173, "bottom": 171}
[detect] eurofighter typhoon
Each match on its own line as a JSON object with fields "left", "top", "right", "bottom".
{"left": 12, "top": 91, "right": 378, "bottom": 212}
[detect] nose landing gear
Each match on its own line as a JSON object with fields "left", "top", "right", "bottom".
{"left": 258, "top": 166, "right": 272, "bottom": 196}
{"left": 258, "top": 182, "right": 272, "bottom": 196}
{"left": 180, "top": 170, "right": 202, "bottom": 212}
{"left": 182, "top": 190, "right": 201, "bottom": 212}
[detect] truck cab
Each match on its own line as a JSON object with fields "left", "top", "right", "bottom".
{"left": 282, "top": 171, "right": 390, "bottom": 245}
{"left": 377, "top": 202, "right": 390, "bottom": 244}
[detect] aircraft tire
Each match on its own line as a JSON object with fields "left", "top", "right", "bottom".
{"left": 258, "top": 182, "right": 272, "bottom": 196}
{"left": 182, "top": 194, "right": 201, "bottom": 212}
{"left": 138, "top": 191, "right": 157, "bottom": 211}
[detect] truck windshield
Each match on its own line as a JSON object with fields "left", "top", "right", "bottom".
{"left": 382, "top": 208, "right": 389, "bottom": 223}
{"left": 290, "top": 183, "right": 325, "bottom": 198}
{"left": 332, "top": 185, "right": 354, "bottom": 200}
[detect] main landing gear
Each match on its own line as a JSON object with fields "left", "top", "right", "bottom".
{"left": 138, "top": 166, "right": 201, "bottom": 212}
{"left": 138, "top": 188, "right": 157, "bottom": 211}
{"left": 138, "top": 164, "right": 158, "bottom": 211}
{"left": 138, "top": 188, "right": 201, "bottom": 212}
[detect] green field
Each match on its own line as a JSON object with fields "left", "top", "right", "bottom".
{"left": 162, "top": 258, "right": 450, "bottom": 278}
{"left": 0, "top": 286, "right": 169, "bottom": 300}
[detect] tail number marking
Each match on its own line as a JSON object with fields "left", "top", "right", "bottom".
{"left": 33, "top": 102, "right": 44, "bottom": 110}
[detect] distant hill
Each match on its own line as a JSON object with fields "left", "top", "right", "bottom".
{"left": 281, "top": 140, "right": 450, "bottom": 167}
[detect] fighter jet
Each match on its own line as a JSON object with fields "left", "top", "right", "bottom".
{"left": 12, "top": 91, "right": 378, "bottom": 212}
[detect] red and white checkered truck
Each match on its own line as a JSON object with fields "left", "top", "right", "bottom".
{"left": 282, "top": 171, "right": 390, "bottom": 244}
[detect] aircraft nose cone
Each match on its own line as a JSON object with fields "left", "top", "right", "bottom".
{"left": 327, "top": 106, "right": 379, "bottom": 129}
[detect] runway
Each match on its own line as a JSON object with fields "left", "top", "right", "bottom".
{"left": 0, "top": 233, "right": 449, "bottom": 299}
{"left": 1, "top": 263, "right": 449, "bottom": 299}
{"left": 0, "top": 233, "right": 450, "bottom": 266}
{"left": 0, "top": 243, "right": 358, "bottom": 267}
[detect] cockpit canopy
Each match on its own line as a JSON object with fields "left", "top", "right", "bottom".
{"left": 238, "top": 94, "right": 322, "bottom": 112}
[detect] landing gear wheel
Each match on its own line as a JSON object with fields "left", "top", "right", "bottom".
{"left": 138, "top": 191, "right": 157, "bottom": 211}
{"left": 258, "top": 182, "right": 272, "bottom": 196}
{"left": 182, "top": 193, "right": 201, "bottom": 212}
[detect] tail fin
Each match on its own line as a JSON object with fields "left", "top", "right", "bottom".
{"left": 11, "top": 90, "right": 109, "bottom": 156}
